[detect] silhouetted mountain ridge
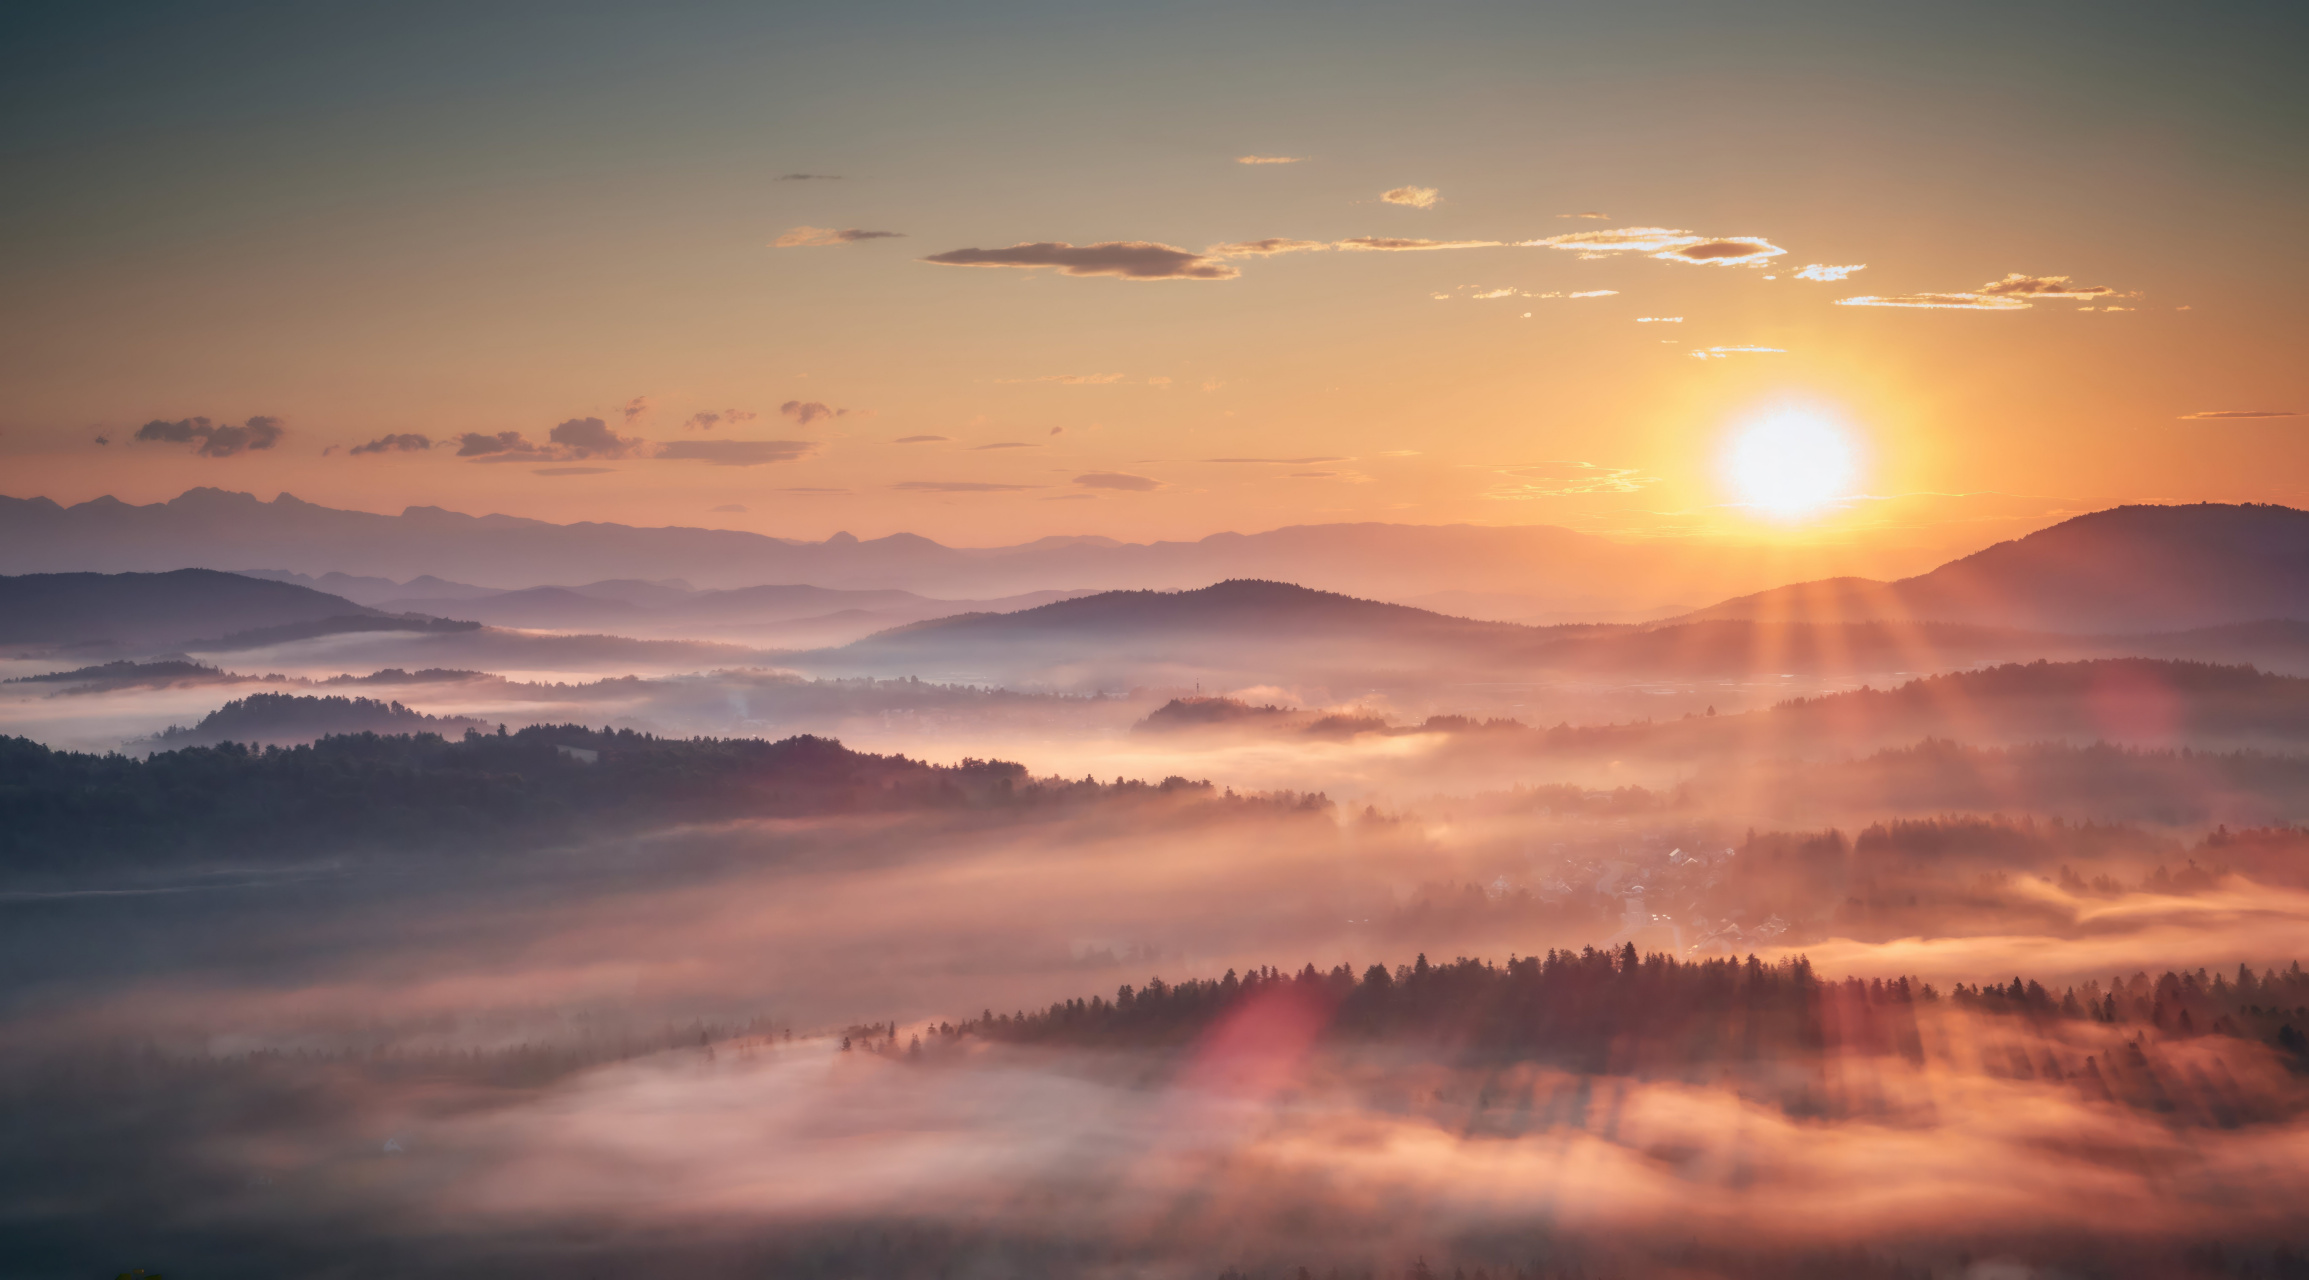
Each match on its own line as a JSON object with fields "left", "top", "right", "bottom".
{"left": 1683, "top": 504, "right": 2309, "bottom": 632}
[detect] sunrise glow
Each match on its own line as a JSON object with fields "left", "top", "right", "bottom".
{"left": 1724, "top": 409, "right": 1861, "bottom": 520}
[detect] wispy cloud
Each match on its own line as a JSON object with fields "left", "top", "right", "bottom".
{"left": 1795, "top": 263, "right": 1866, "bottom": 282}
{"left": 1336, "top": 236, "right": 1502, "bottom": 252}
{"left": 1234, "top": 155, "right": 1305, "bottom": 165}
{"left": 922, "top": 241, "right": 1238, "bottom": 281}
{"left": 781, "top": 400, "right": 848, "bottom": 427}
{"left": 654, "top": 440, "right": 817, "bottom": 466}
{"left": 1835, "top": 292, "right": 2030, "bottom": 311}
{"left": 711, "top": 503, "right": 748, "bottom": 512}
{"left": 774, "top": 173, "right": 842, "bottom": 181}
{"left": 2178, "top": 409, "right": 2298, "bottom": 420}
{"left": 1978, "top": 272, "right": 2115, "bottom": 299}
{"left": 1525, "top": 226, "right": 1784, "bottom": 267}
{"left": 1074, "top": 471, "right": 1162, "bottom": 491}
{"left": 1691, "top": 346, "right": 1785, "bottom": 360}
{"left": 892, "top": 480, "right": 1039, "bottom": 492}
{"left": 1558, "top": 211, "right": 1610, "bottom": 219}
{"left": 347, "top": 433, "right": 433, "bottom": 455}
{"left": 774, "top": 226, "right": 905, "bottom": 247}
{"left": 533, "top": 466, "right": 612, "bottom": 476}
{"left": 1839, "top": 272, "right": 2119, "bottom": 311}
{"left": 621, "top": 396, "right": 651, "bottom": 424}
{"left": 1203, "top": 456, "right": 1349, "bottom": 464}
{"left": 1381, "top": 186, "right": 1440, "bottom": 208}
{"left": 1480, "top": 460, "right": 1656, "bottom": 499}
{"left": 1206, "top": 238, "right": 1330, "bottom": 258}
{"left": 132, "top": 415, "right": 285, "bottom": 458}
{"left": 894, "top": 434, "right": 949, "bottom": 443}
{"left": 975, "top": 442, "right": 1039, "bottom": 450}
{"left": 1001, "top": 373, "right": 1128, "bottom": 385}
{"left": 1635, "top": 316, "right": 1683, "bottom": 323}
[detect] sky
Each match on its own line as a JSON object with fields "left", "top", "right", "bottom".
{"left": 1, "top": 0, "right": 2303, "bottom": 563}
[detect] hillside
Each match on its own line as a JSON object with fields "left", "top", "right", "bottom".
{"left": 149, "top": 693, "right": 489, "bottom": 748}
{"left": 0, "top": 569, "right": 381, "bottom": 650}
{"left": 1685, "top": 504, "right": 2309, "bottom": 632}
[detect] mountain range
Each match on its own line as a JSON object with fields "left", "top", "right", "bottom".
{"left": 0, "top": 487, "right": 1904, "bottom": 613}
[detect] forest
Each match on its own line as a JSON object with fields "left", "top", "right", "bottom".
{"left": 928, "top": 945, "right": 2309, "bottom": 1111}
{"left": 0, "top": 727, "right": 1311, "bottom": 871}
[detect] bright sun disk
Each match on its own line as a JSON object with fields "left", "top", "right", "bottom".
{"left": 1724, "top": 410, "right": 1859, "bottom": 520}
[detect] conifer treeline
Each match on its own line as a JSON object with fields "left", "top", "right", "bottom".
{"left": 924, "top": 945, "right": 2309, "bottom": 1074}
{"left": 0, "top": 727, "right": 1328, "bottom": 869}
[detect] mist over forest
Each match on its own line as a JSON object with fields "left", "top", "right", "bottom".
{"left": 3, "top": 0, "right": 2305, "bottom": 1260}
{"left": 0, "top": 497, "right": 2304, "bottom": 1278}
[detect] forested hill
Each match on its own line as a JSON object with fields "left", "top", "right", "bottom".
{"left": 0, "top": 728, "right": 1291, "bottom": 873}
{"left": 922, "top": 948, "right": 2309, "bottom": 1114}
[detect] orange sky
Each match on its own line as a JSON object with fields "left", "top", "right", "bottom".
{"left": 1, "top": 3, "right": 2302, "bottom": 567}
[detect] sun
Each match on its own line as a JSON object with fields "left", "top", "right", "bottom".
{"left": 1722, "top": 408, "right": 1860, "bottom": 521}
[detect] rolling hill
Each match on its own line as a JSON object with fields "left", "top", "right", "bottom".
{"left": 1684, "top": 503, "right": 2309, "bottom": 632}
{"left": 0, "top": 569, "right": 386, "bottom": 650}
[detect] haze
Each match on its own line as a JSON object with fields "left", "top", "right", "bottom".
{"left": 2, "top": 3, "right": 2307, "bottom": 1278}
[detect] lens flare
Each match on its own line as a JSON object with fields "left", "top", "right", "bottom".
{"left": 1724, "top": 409, "right": 1860, "bottom": 520}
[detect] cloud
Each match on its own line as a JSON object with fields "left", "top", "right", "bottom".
{"left": 1335, "top": 237, "right": 1502, "bottom": 252}
{"left": 1482, "top": 460, "right": 1656, "bottom": 498}
{"left": 684, "top": 412, "right": 722, "bottom": 431}
{"left": 975, "top": 442, "right": 1038, "bottom": 450}
{"left": 891, "top": 480, "right": 1039, "bottom": 492}
{"left": 922, "top": 241, "right": 1238, "bottom": 281}
{"left": 132, "top": 415, "right": 285, "bottom": 458}
{"left": 777, "top": 486, "right": 850, "bottom": 494}
{"left": 1835, "top": 292, "right": 2031, "bottom": 311}
{"left": 93, "top": 435, "right": 109, "bottom": 446}
{"left": 533, "top": 466, "right": 613, "bottom": 476}
{"left": 459, "top": 417, "right": 644, "bottom": 463}
{"left": 710, "top": 503, "right": 749, "bottom": 513}
{"left": 894, "top": 435, "right": 949, "bottom": 444}
{"left": 774, "top": 173, "right": 842, "bottom": 181}
{"left": 1526, "top": 226, "right": 1700, "bottom": 253}
{"left": 1636, "top": 316, "right": 1683, "bottom": 323}
{"left": 1657, "top": 237, "right": 1785, "bottom": 266}
{"left": 548, "top": 416, "right": 643, "bottom": 458}
{"left": 1204, "top": 456, "right": 1348, "bottom": 464}
{"left": 1838, "top": 273, "right": 2119, "bottom": 312}
{"left": 653, "top": 440, "right": 817, "bottom": 467}
{"left": 781, "top": 400, "right": 848, "bottom": 427}
{"left": 1568, "top": 289, "right": 1618, "bottom": 298}
{"left": 348, "top": 433, "right": 434, "bottom": 455}
{"left": 454, "top": 430, "right": 539, "bottom": 458}
{"left": 774, "top": 226, "right": 905, "bottom": 247}
{"left": 1050, "top": 425, "right": 1066, "bottom": 436}
{"left": 1074, "top": 471, "right": 1162, "bottom": 491}
{"left": 1234, "top": 155, "right": 1305, "bottom": 165}
{"left": 1380, "top": 186, "right": 1439, "bottom": 209}
{"left": 622, "top": 396, "right": 650, "bottom": 424}
{"left": 1524, "top": 226, "right": 1785, "bottom": 267}
{"left": 1558, "top": 211, "right": 1610, "bottom": 219}
{"left": 724, "top": 409, "right": 757, "bottom": 425}
{"left": 1795, "top": 263, "right": 1866, "bottom": 282}
{"left": 1006, "top": 373, "right": 1127, "bottom": 385}
{"left": 1206, "top": 238, "right": 1330, "bottom": 258}
{"left": 1977, "top": 272, "right": 2115, "bottom": 299}
{"left": 1691, "top": 346, "right": 1785, "bottom": 359}
{"left": 2178, "top": 409, "right": 2298, "bottom": 419}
